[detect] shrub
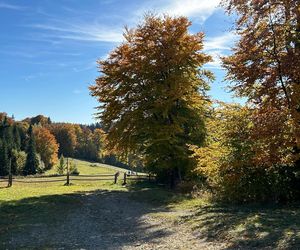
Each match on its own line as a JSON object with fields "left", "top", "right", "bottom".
{"left": 69, "top": 162, "right": 79, "bottom": 176}
{"left": 217, "top": 164, "right": 298, "bottom": 203}
{"left": 11, "top": 150, "right": 27, "bottom": 175}
{"left": 56, "top": 155, "right": 65, "bottom": 175}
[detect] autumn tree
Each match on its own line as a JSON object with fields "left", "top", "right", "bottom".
{"left": 222, "top": 0, "right": 300, "bottom": 164}
{"left": 75, "top": 126, "right": 98, "bottom": 161}
{"left": 50, "top": 124, "right": 77, "bottom": 157}
{"left": 191, "top": 103, "right": 296, "bottom": 202}
{"left": 34, "top": 126, "right": 59, "bottom": 170}
{"left": 93, "top": 128, "right": 106, "bottom": 159}
{"left": 90, "top": 15, "right": 213, "bottom": 185}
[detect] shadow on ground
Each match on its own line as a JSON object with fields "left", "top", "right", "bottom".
{"left": 180, "top": 202, "right": 300, "bottom": 249}
{"left": 1, "top": 182, "right": 300, "bottom": 249}
{"left": 0, "top": 188, "right": 173, "bottom": 249}
{"left": 126, "top": 181, "right": 191, "bottom": 206}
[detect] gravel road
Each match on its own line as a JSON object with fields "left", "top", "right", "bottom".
{"left": 6, "top": 190, "right": 226, "bottom": 250}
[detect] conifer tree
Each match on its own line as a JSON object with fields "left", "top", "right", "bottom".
{"left": 57, "top": 154, "right": 65, "bottom": 175}
{"left": 13, "top": 124, "right": 21, "bottom": 150}
{"left": 0, "top": 115, "right": 12, "bottom": 176}
{"left": 23, "top": 125, "right": 39, "bottom": 175}
{"left": 0, "top": 139, "right": 9, "bottom": 176}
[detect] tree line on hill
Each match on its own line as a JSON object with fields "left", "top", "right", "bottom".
{"left": 0, "top": 113, "right": 130, "bottom": 176}
{"left": 89, "top": 0, "right": 300, "bottom": 203}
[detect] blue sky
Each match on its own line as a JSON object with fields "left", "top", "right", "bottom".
{"left": 0, "top": 0, "right": 239, "bottom": 124}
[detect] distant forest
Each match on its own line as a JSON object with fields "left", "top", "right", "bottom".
{"left": 0, "top": 113, "right": 132, "bottom": 176}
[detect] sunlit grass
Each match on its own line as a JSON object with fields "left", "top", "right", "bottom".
{"left": 0, "top": 159, "right": 123, "bottom": 202}
{"left": 45, "top": 158, "right": 121, "bottom": 175}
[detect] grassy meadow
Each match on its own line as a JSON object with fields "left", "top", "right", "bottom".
{"left": 0, "top": 159, "right": 122, "bottom": 201}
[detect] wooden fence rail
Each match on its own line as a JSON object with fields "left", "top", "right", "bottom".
{"left": 122, "top": 173, "right": 156, "bottom": 185}
{"left": 0, "top": 171, "right": 155, "bottom": 187}
{"left": 13, "top": 179, "right": 66, "bottom": 183}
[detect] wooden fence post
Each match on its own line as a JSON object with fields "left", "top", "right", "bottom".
{"left": 114, "top": 171, "right": 119, "bottom": 184}
{"left": 8, "top": 158, "right": 12, "bottom": 187}
{"left": 65, "top": 157, "right": 70, "bottom": 185}
{"left": 123, "top": 173, "right": 127, "bottom": 185}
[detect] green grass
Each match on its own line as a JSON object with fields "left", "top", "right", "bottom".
{"left": 46, "top": 158, "right": 121, "bottom": 175}
{"left": 0, "top": 180, "right": 122, "bottom": 201}
{"left": 0, "top": 159, "right": 123, "bottom": 202}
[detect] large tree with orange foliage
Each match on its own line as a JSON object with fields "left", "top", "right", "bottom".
{"left": 34, "top": 126, "right": 59, "bottom": 170}
{"left": 90, "top": 15, "right": 213, "bottom": 184}
{"left": 222, "top": 0, "right": 300, "bottom": 164}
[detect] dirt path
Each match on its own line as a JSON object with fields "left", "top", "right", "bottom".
{"left": 7, "top": 189, "right": 227, "bottom": 250}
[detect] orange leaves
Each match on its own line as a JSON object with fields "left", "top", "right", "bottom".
{"left": 222, "top": 0, "right": 300, "bottom": 162}
{"left": 90, "top": 14, "right": 212, "bottom": 177}
{"left": 50, "top": 124, "right": 77, "bottom": 157}
{"left": 251, "top": 106, "right": 294, "bottom": 166}
{"left": 191, "top": 102, "right": 295, "bottom": 192}
{"left": 33, "top": 126, "right": 59, "bottom": 168}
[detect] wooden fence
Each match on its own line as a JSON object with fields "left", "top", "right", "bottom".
{"left": 0, "top": 171, "right": 155, "bottom": 187}
{"left": 123, "top": 173, "right": 156, "bottom": 185}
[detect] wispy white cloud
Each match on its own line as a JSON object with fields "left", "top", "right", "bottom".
{"left": 0, "top": 48, "right": 82, "bottom": 59}
{"left": 22, "top": 72, "right": 45, "bottom": 82}
{"left": 134, "top": 0, "right": 221, "bottom": 23}
{"left": 162, "top": 0, "right": 221, "bottom": 21}
{"left": 16, "top": 0, "right": 227, "bottom": 72}
{"left": 0, "top": 2, "right": 26, "bottom": 10}
{"left": 0, "top": 50, "right": 36, "bottom": 58}
{"left": 204, "top": 33, "right": 237, "bottom": 51}
{"left": 27, "top": 0, "right": 222, "bottom": 45}
{"left": 204, "top": 32, "right": 237, "bottom": 69}
{"left": 72, "top": 61, "right": 97, "bottom": 72}
{"left": 205, "top": 51, "right": 225, "bottom": 69}
{"left": 61, "top": 6, "right": 91, "bottom": 15}
{"left": 28, "top": 21, "right": 123, "bottom": 43}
